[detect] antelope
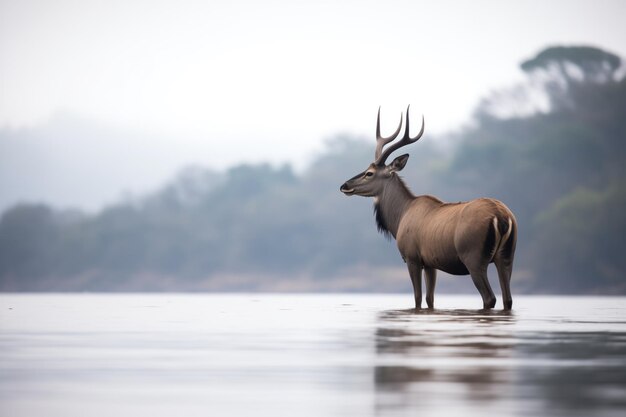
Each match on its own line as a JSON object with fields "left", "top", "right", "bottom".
{"left": 340, "top": 106, "right": 517, "bottom": 310}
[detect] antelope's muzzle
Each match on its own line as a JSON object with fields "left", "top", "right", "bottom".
{"left": 340, "top": 183, "right": 355, "bottom": 195}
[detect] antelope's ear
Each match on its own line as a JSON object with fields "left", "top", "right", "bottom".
{"left": 388, "top": 154, "right": 409, "bottom": 172}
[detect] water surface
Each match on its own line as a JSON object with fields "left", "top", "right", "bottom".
{"left": 1, "top": 294, "right": 625, "bottom": 416}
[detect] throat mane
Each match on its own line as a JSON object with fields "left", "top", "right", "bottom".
{"left": 374, "top": 201, "right": 393, "bottom": 239}
{"left": 372, "top": 175, "right": 414, "bottom": 240}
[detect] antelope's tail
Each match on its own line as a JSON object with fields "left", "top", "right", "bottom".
{"left": 490, "top": 216, "right": 515, "bottom": 262}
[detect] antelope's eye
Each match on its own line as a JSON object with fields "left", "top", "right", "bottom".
{"left": 365, "top": 172, "right": 374, "bottom": 177}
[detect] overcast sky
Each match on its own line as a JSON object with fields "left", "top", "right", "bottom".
{"left": 1, "top": 0, "right": 625, "bottom": 211}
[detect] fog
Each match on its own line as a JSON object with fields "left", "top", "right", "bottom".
{"left": 1, "top": 2, "right": 625, "bottom": 295}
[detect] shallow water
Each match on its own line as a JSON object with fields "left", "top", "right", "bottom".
{"left": 1, "top": 294, "right": 625, "bottom": 417}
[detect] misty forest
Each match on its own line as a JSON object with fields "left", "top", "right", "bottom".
{"left": 1, "top": 46, "right": 625, "bottom": 294}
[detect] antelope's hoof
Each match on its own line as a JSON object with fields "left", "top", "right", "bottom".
{"left": 483, "top": 298, "right": 496, "bottom": 309}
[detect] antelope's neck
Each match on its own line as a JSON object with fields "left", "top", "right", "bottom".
{"left": 374, "top": 175, "right": 415, "bottom": 239}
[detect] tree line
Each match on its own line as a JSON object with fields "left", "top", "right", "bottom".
{"left": 1, "top": 46, "right": 624, "bottom": 293}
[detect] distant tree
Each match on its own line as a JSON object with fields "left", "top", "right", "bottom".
{"left": 520, "top": 46, "right": 623, "bottom": 111}
{"left": 521, "top": 46, "right": 621, "bottom": 84}
{"left": 477, "top": 46, "right": 623, "bottom": 119}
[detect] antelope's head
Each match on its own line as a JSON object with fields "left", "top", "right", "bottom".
{"left": 340, "top": 106, "right": 424, "bottom": 197}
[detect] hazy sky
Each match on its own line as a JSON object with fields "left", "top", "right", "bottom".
{"left": 1, "top": 0, "right": 625, "bottom": 211}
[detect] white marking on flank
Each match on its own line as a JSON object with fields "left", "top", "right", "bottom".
{"left": 491, "top": 217, "right": 501, "bottom": 261}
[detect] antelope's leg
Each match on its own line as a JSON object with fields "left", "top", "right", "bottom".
{"left": 407, "top": 262, "right": 423, "bottom": 309}
{"left": 494, "top": 257, "right": 513, "bottom": 310}
{"left": 424, "top": 267, "right": 437, "bottom": 309}
{"left": 468, "top": 265, "right": 496, "bottom": 309}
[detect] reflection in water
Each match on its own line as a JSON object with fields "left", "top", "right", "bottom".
{"left": 375, "top": 309, "right": 517, "bottom": 416}
{"left": 2, "top": 295, "right": 626, "bottom": 417}
{"left": 517, "top": 330, "right": 626, "bottom": 414}
{"left": 374, "top": 307, "right": 626, "bottom": 417}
